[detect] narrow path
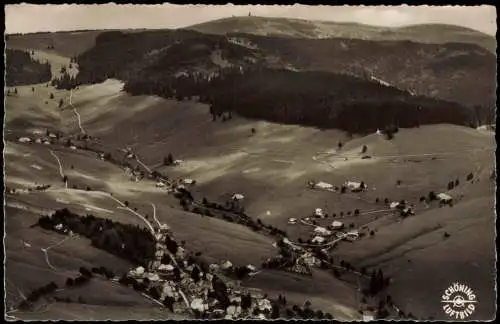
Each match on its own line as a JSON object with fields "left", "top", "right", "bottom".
{"left": 135, "top": 156, "right": 152, "bottom": 174}
{"left": 6, "top": 277, "right": 27, "bottom": 301}
{"left": 40, "top": 234, "right": 79, "bottom": 272}
{"left": 151, "top": 203, "right": 162, "bottom": 229}
{"left": 315, "top": 147, "right": 494, "bottom": 161}
{"left": 107, "top": 195, "right": 156, "bottom": 235}
{"left": 69, "top": 89, "right": 85, "bottom": 134}
{"left": 49, "top": 150, "right": 64, "bottom": 178}
{"left": 49, "top": 150, "right": 67, "bottom": 188}
{"left": 104, "top": 193, "right": 195, "bottom": 312}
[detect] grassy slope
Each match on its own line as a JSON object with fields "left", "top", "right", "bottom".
{"left": 4, "top": 207, "right": 167, "bottom": 320}
{"left": 186, "top": 16, "right": 496, "bottom": 53}
{"left": 62, "top": 79, "right": 495, "bottom": 319}
{"left": 4, "top": 46, "right": 496, "bottom": 319}
{"left": 4, "top": 136, "right": 362, "bottom": 319}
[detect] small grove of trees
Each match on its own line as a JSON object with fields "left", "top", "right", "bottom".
{"left": 382, "top": 125, "right": 399, "bottom": 140}
{"left": 36, "top": 208, "right": 156, "bottom": 267}
{"left": 6, "top": 49, "right": 52, "bottom": 86}
{"left": 52, "top": 71, "right": 79, "bottom": 90}
{"left": 367, "top": 269, "right": 389, "bottom": 296}
{"left": 361, "top": 145, "right": 367, "bottom": 154}
{"left": 163, "top": 153, "right": 174, "bottom": 166}
{"left": 466, "top": 172, "right": 474, "bottom": 181}
{"left": 18, "top": 281, "right": 59, "bottom": 310}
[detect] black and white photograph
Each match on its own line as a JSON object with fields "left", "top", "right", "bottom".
{"left": 3, "top": 3, "right": 497, "bottom": 321}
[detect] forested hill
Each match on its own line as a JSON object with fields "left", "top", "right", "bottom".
{"left": 73, "top": 30, "right": 489, "bottom": 133}
{"left": 5, "top": 49, "right": 52, "bottom": 86}
{"left": 124, "top": 66, "right": 475, "bottom": 134}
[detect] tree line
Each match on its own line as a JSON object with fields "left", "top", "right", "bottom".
{"left": 6, "top": 49, "right": 52, "bottom": 86}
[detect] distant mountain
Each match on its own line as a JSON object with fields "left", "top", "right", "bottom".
{"left": 68, "top": 30, "right": 481, "bottom": 133}
{"left": 5, "top": 29, "right": 148, "bottom": 58}
{"left": 74, "top": 29, "right": 496, "bottom": 118}
{"left": 186, "top": 16, "right": 496, "bottom": 53}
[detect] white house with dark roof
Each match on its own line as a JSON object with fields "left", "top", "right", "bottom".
{"left": 437, "top": 193, "right": 453, "bottom": 204}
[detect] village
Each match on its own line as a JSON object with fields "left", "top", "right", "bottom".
{"left": 9, "top": 120, "right": 475, "bottom": 321}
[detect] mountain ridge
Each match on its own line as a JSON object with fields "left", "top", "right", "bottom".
{"left": 186, "top": 16, "right": 496, "bottom": 53}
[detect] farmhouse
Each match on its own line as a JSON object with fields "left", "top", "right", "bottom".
{"left": 437, "top": 193, "right": 453, "bottom": 204}
{"left": 314, "top": 226, "right": 332, "bottom": 236}
{"left": 390, "top": 201, "right": 400, "bottom": 209}
{"left": 35, "top": 138, "right": 42, "bottom": 144}
{"left": 345, "top": 181, "right": 367, "bottom": 192}
{"left": 191, "top": 298, "right": 207, "bottom": 312}
{"left": 147, "top": 273, "right": 160, "bottom": 282}
{"left": 70, "top": 145, "right": 77, "bottom": 150}
{"left": 232, "top": 193, "right": 244, "bottom": 200}
{"left": 48, "top": 133, "right": 57, "bottom": 138}
{"left": 182, "top": 178, "right": 195, "bottom": 185}
{"left": 156, "top": 181, "right": 166, "bottom": 188}
{"left": 246, "top": 264, "right": 257, "bottom": 272}
{"left": 314, "top": 181, "right": 334, "bottom": 190}
{"left": 221, "top": 260, "right": 233, "bottom": 270}
{"left": 363, "top": 314, "right": 375, "bottom": 321}
{"left": 18, "top": 137, "right": 32, "bottom": 143}
{"left": 347, "top": 230, "right": 359, "bottom": 236}
{"left": 257, "top": 298, "right": 273, "bottom": 312}
{"left": 312, "top": 236, "right": 325, "bottom": 244}
{"left": 331, "top": 220, "right": 343, "bottom": 229}
{"left": 314, "top": 208, "right": 325, "bottom": 217}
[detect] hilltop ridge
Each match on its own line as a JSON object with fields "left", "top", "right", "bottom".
{"left": 186, "top": 16, "right": 496, "bottom": 53}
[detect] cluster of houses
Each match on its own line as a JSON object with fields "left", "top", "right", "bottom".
{"left": 307, "top": 180, "right": 368, "bottom": 193}
{"left": 124, "top": 223, "right": 281, "bottom": 319}
{"left": 389, "top": 200, "right": 415, "bottom": 217}
{"left": 18, "top": 135, "right": 54, "bottom": 145}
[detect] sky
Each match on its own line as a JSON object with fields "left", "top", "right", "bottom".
{"left": 5, "top": 4, "right": 497, "bottom": 36}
